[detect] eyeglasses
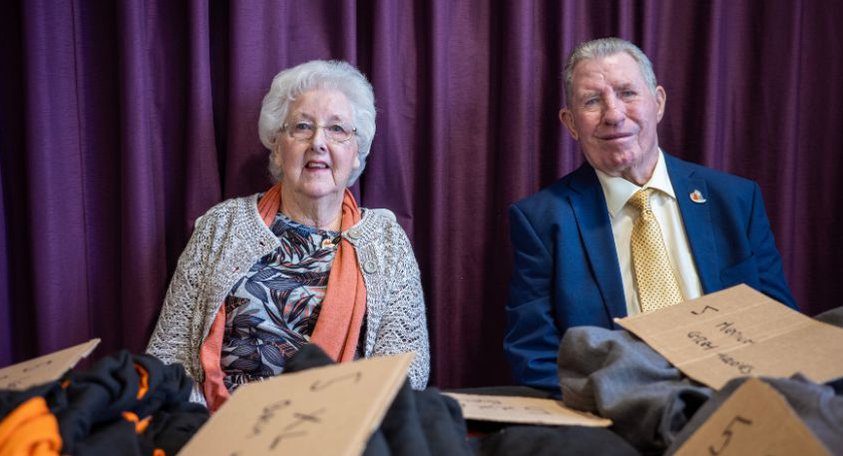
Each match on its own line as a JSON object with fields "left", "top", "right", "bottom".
{"left": 282, "top": 121, "right": 357, "bottom": 143}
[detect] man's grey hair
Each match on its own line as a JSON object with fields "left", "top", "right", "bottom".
{"left": 258, "top": 60, "right": 376, "bottom": 186}
{"left": 563, "top": 37, "right": 658, "bottom": 104}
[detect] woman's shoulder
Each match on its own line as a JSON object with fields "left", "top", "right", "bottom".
{"left": 362, "top": 207, "right": 397, "bottom": 223}
{"left": 205, "top": 193, "right": 259, "bottom": 214}
{"left": 193, "top": 194, "right": 261, "bottom": 229}
{"left": 348, "top": 207, "right": 407, "bottom": 243}
{"left": 352, "top": 208, "right": 418, "bottom": 271}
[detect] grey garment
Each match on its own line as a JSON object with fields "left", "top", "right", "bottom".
{"left": 665, "top": 375, "right": 843, "bottom": 455}
{"left": 146, "top": 194, "right": 430, "bottom": 404}
{"left": 815, "top": 305, "right": 843, "bottom": 329}
{"left": 815, "top": 306, "right": 843, "bottom": 395}
{"left": 557, "top": 327, "right": 712, "bottom": 455}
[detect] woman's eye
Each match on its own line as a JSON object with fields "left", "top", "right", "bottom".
{"left": 294, "top": 122, "right": 313, "bottom": 131}
{"left": 328, "top": 124, "right": 347, "bottom": 134}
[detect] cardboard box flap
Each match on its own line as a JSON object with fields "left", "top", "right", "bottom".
{"left": 673, "top": 378, "right": 831, "bottom": 455}
{"left": 616, "top": 284, "right": 843, "bottom": 389}
{"left": 444, "top": 392, "right": 612, "bottom": 427}
{"left": 0, "top": 338, "right": 101, "bottom": 391}
{"left": 179, "top": 351, "right": 414, "bottom": 456}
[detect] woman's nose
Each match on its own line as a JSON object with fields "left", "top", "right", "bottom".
{"left": 309, "top": 127, "right": 329, "bottom": 152}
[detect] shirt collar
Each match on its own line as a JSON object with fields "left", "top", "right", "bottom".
{"left": 595, "top": 149, "right": 676, "bottom": 217}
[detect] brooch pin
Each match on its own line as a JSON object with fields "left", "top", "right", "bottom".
{"left": 690, "top": 190, "right": 707, "bottom": 203}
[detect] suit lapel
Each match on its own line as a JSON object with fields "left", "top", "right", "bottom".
{"left": 666, "top": 155, "right": 720, "bottom": 293}
{"left": 568, "top": 165, "right": 628, "bottom": 319}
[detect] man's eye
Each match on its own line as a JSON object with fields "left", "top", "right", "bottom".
{"left": 621, "top": 90, "right": 637, "bottom": 98}
{"left": 327, "top": 124, "right": 348, "bottom": 134}
{"left": 584, "top": 98, "right": 599, "bottom": 106}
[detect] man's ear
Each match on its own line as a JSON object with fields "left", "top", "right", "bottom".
{"left": 655, "top": 86, "right": 666, "bottom": 122}
{"left": 559, "top": 108, "right": 579, "bottom": 140}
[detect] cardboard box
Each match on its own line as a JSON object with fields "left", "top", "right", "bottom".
{"left": 616, "top": 284, "right": 843, "bottom": 389}
{"left": 0, "top": 338, "right": 100, "bottom": 390}
{"left": 673, "top": 378, "right": 831, "bottom": 455}
{"left": 444, "top": 392, "right": 612, "bottom": 427}
{"left": 179, "top": 352, "right": 413, "bottom": 456}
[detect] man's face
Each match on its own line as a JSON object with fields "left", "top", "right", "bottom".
{"left": 560, "top": 52, "right": 666, "bottom": 185}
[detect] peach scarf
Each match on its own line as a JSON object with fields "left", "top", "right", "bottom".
{"left": 200, "top": 183, "right": 366, "bottom": 411}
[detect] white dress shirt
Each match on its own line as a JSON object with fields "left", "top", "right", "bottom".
{"left": 595, "top": 150, "right": 703, "bottom": 316}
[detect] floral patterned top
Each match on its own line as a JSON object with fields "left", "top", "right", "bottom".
{"left": 220, "top": 212, "right": 341, "bottom": 391}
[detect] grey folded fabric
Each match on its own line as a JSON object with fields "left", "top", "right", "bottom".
{"left": 557, "top": 326, "right": 712, "bottom": 455}
{"left": 815, "top": 306, "right": 843, "bottom": 394}
{"left": 557, "top": 307, "right": 843, "bottom": 454}
{"left": 815, "top": 305, "right": 843, "bottom": 329}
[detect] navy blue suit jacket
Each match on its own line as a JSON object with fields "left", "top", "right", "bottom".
{"left": 504, "top": 153, "right": 797, "bottom": 393}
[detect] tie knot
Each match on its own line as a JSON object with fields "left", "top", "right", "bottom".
{"left": 628, "top": 188, "right": 654, "bottom": 214}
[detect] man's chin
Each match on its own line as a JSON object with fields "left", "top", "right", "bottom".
{"left": 604, "top": 150, "right": 641, "bottom": 168}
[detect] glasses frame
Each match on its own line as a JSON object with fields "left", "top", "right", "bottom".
{"left": 282, "top": 121, "right": 358, "bottom": 144}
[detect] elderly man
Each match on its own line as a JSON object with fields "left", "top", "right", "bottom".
{"left": 504, "top": 37, "right": 797, "bottom": 393}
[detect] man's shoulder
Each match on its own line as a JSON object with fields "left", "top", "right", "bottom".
{"left": 665, "top": 153, "right": 756, "bottom": 189}
{"left": 513, "top": 163, "right": 594, "bottom": 210}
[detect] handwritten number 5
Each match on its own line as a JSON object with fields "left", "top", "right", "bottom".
{"left": 692, "top": 305, "right": 719, "bottom": 316}
{"left": 709, "top": 415, "right": 752, "bottom": 455}
{"left": 310, "top": 372, "right": 362, "bottom": 391}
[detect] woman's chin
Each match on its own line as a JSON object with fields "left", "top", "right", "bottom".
{"left": 291, "top": 184, "right": 344, "bottom": 201}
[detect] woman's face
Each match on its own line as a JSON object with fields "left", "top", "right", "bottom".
{"left": 273, "top": 89, "right": 360, "bottom": 202}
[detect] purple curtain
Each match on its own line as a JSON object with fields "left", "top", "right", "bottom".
{"left": 2, "top": 0, "right": 842, "bottom": 390}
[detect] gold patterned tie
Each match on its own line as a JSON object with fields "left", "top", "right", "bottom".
{"left": 628, "top": 188, "right": 683, "bottom": 312}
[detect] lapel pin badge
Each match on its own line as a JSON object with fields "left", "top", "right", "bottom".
{"left": 690, "top": 190, "right": 707, "bottom": 204}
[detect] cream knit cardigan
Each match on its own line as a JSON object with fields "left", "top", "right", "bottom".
{"left": 146, "top": 194, "right": 430, "bottom": 404}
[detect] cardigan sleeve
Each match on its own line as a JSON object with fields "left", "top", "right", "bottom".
{"left": 146, "top": 214, "right": 213, "bottom": 389}
{"left": 363, "top": 211, "right": 430, "bottom": 389}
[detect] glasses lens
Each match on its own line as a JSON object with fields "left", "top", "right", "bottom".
{"left": 285, "top": 122, "right": 354, "bottom": 142}
{"left": 289, "top": 122, "right": 314, "bottom": 140}
{"left": 325, "top": 124, "right": 351, "bottom": 142}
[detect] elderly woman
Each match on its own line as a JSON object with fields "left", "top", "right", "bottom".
{"left": 146, "top": 60, "right": 429, "bottom": 410}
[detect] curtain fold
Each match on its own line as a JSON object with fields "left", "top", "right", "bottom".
{"left": 2, "top": 0, "right": 841, "bottom": 390}
{"left": 21, "top": 0, "right": 92, "bottom": 352}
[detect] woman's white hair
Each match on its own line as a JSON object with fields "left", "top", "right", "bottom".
{"left": 259, "top": 60, "right": 376, "bottom": 186}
